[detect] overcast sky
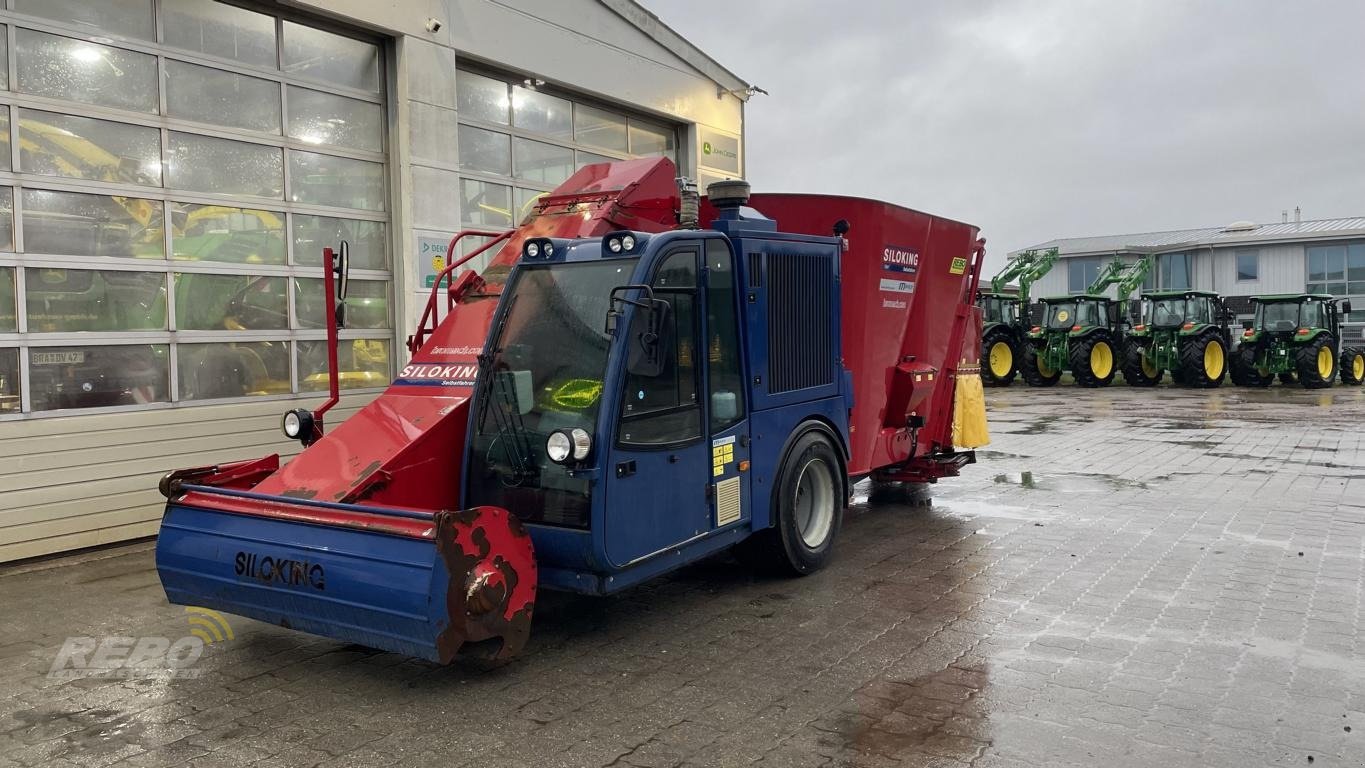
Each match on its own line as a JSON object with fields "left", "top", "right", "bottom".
{"left": 644, "top": 0, "right": 1365, "bottom": 270}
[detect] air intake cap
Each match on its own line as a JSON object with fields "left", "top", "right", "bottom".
{"left": 707, "top": 179, "right": 751, "bottom": 209}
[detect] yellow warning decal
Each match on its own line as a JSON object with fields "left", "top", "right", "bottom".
{"left": 950, "top": 257, "right": 967, "bottom": 275}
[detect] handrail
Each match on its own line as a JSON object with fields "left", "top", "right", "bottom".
{"left": 408, "top": 229, "right": 512, "bottom": 355}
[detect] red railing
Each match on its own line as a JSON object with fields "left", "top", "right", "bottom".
{"left": 406, "top": 230, "right": 512, "bottom": 355}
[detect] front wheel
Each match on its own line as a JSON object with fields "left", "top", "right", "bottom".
{"left": 1231, "top": 344, "right": 1271, "bottom": 387}
{"left": 1179, "top": 334, "right": 1227, "bottom": 388}
{"left": 745, "top": 429, "right": 844, "bottom": 575}
{"left": 982, "top": 327, "right": 1019, "bottom": 387}
{"left": 1021, "top": 342, "right": 1062, "bottom": 386}
{"left": 1122, "top": 342, "right": 1161, "bottom": 386}
{"left": 1295, "top": 335, "right": 1336, "bottom": 388}
{"left": 1070, "top": 334, "right": 1117, "bottom": 387}
{"left": 1341, "top": 346, "right": 1365, "bottom": 385}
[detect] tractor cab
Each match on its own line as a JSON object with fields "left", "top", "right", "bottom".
{"left": 1039, "top": 295, "right": 1111, "bottom": 331}
{"left": 1136, "top": 290, "right": 1222, "bottom": 330}
{"left": 977, "top": 292, "right": 1019, "bottom": 326}
{"left": 1232, "top": 294, "right": 1363, "bottom": 388}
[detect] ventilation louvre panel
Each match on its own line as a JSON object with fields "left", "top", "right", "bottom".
{"left": 766, "top": 252, "right": 834, "bottom": 394}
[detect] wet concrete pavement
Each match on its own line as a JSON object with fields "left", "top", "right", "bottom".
{"left": 2, "top": 383, "right": 1364, "bottom": 766}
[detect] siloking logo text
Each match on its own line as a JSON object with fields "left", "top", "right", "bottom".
{"left": 234, "top": 551, "right": 326, "bottom": 591}
{"left": 882, "top": 246, "right": 920, "bottom": 274}
{"left": 394, "top": 362, "right": 478, "bottom": 387}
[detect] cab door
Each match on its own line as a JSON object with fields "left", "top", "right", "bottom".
{"left": 700, "top": 239, "right": 750, "bottom": 541}
{"left": 604, "top": 244, "right": 711, "bottom": 565}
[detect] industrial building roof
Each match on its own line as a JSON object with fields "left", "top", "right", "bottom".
{"left": 1018, "top": 216, "right": 1365, "bottom": 257}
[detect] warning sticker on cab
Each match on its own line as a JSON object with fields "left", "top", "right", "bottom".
{"left": 949, "top": 256, "right": 968, "bottom": 275}
{"left": 879, "top": 278, "right": 916, "bottom": 294}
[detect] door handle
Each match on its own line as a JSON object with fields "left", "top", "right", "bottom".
{"left": 615, "top": 460, "right": 636, "bottom": 478}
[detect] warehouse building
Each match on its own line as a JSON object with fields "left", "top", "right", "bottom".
{"left": 0, "top": 0, "right": 749, "bottom": 561}
{"left": 1021, "top": 214, "right": 1365, "bottom": 338}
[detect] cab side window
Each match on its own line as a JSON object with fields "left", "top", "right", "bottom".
{"left": 705, "top": 240, "right": 744, "bottom": 432}
{"left": 618, "top": 249, "right": 701, "bottom": 446}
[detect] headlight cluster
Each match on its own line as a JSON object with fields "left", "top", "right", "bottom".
{"left": 546, "top": 428, "right": 592, "bottom": 465}
{"left": 604, "top": 234, "right": 636, "bottom": 254}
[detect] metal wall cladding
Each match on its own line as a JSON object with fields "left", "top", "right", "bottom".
{"left": 766, "top": 252, "right": 835, "bottom": 394}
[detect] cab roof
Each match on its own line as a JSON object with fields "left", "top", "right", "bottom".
{"left": 1140, "top": 289, "right": 1221, "bottom": 300}
{"left": 1251, "top": 293, "right": 1336, "bottom": 303}
{"left": 1038, "top": 294, "right": 1116, "bottom": 303}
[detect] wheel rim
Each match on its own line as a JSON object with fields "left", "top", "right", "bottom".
{"left": 794, "top": 457, "right": 836, "bottom": 548}
{"left": 1204, "top": 341, "right": 1224, "bottom": 379}
{"left": 1317, "top": 346, "right": 1333, "bottom": 379}
{"left": 988, "top": 342, "right": 1013, "bottom": 378}
{"left": 1090, "top": 341, "right": 1113, "bottom": 379}
{"left": 1354, "top": 354, "right": 1364, "bottom": 381}
{"left": 1140, "top": 351, "right": 1158, "bottom": 378}
{"left": 1037, "top": 355, "right": 1056, "bottom": 378}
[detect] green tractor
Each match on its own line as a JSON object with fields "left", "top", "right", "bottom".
{"left": 1230, "top": 294, "right": 1364, "bottom": 388}
{"left": 977, "top": 247, "right": 1058, "bottom": 386}
{"left": 1021, "top": 254, "right": 1150, "bottom": 387}
{"left": 1122, "top": 290, "right": 1231, "bottom": 388}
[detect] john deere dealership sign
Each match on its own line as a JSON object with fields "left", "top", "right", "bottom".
{"left": 698, "top": 127, "right": 740, "bottom": 175}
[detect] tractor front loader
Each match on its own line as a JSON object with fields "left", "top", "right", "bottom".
{"left": 1231, "top": 294, "right": 1363, "bottom": 388}
{"left": 977, "top": 247, "right": 1057, "bottom": 386}
{"left": 1122, "top": 290, "right": 1231, "bottom": 388}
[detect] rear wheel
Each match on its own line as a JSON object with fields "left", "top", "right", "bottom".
{"left": 1122, "top": 342, "right": 1161, "bottom": 386}
{"left": 1231, "top": 344, "right": 1271, "bottom": 387}
{"left": 1179, "top": 333, "right": 1226, "bottom": 388}
{"left": 982, "top": 327, "right": 1018, "bottom": 387}
{"left": 745, "top": 429, "right": 844, "bottom": 575}
{"left": 1295, "top": 334, "right": 1336, "bottom": 388}
{"left": 1341, "top": 346, "right": 1365, "bottom": 385}
{"left": 1021, "top": 342, "right": 1062, "bottom": 386}
{"left": 1070, "top": 334, "right": 1117, "bottom": 387}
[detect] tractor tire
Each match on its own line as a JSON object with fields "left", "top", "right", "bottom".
{"left": 1295, "top": 334, "right": 1337, "bottom": 389}
{"left": 743, "top": 429, "right": 844, "bottom": 575}
{"left": 1122, "top": 342, "right": 1161, "bottom": 386}
{"left": 1279, "top": 372, "right": 1296, "bottom": 385}
{"left": 1179, "top": 333, "right": 1227, "bottom": 388}
{"left": 1230, "top": 344, "right": 1271, "bottom": 387}
{"left": 982, "top": 327, "right": 1019, "bottom": 387}
{"left": 1070, "top": 335, "right": 1117, "bottom": 388}
{"left": 1021, "top": 342, "right": 1062, "bottom": 386}
{"left": 1341, "top": 346, "right": 1365, "bottom": 385}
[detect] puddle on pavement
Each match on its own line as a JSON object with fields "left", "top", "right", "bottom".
{"left": 991, "top": 471, "right": 1148, "bottom": 493}
{"left": 821, "top": 663, "right": 991, "bottom": 762}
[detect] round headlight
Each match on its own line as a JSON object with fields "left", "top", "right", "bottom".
{"left": 546, "top": 431, "right": 573, "bottom": 464}
{"left": 282, "top": 410, "right": 302, "bottom": 438}
{"left": 568, "top": 428, "right": 592, "bottom": 461}
{"left": 608, "top": 237, "right": 623, "bottom": 253}
{"left": 621, "top": 235, "right": 636, "bottom": 251}
{"left": 526, "top": 242, "right": 540, "bottom": 258}
{"left": 544, "top": 242, "right": 554, "bottom": 256}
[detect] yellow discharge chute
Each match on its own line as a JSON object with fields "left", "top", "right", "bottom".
{"left": 952, "top": 358, "right": 990, "bottom": 449}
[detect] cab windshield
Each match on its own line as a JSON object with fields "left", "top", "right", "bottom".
{"left": 465, "top": 258, "right": 639, "bottom": 528}
{"left": 1045, "top": 300, "right": 1102, "bottom": 329}
{"left": 982, "top": 297, "right": 1017, "bottom": 324}
{"left": 1148, "top": 298, "right": 1187, "bottom": 327}
{"left": 1256, "top": 301, "right": 1305, "bottom": 332}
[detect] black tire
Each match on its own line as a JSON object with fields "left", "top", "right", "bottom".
{"left": 1020, "top": 341, "right": 1062, "bottom": 386}
{"left": 1278, "top": 372, "right": 1296, "bottom": 385}
{"left": 1295, "top": 334, "right": 1337, "bottom": 389}
{"left": 1070, "top": 334, "right": 1117, "bottom": 388}
{"left": 982, "top": 327, "right": 1019, "bottom": 387}
{"left": 1121, "top": 341, "right": 1161, "bottom": 386}
{"left": 1341, "top": 346, "right": 1365, "bottom": 385}
{"left": 1179, "top": 333, "right": 1227, "bottom": 388}
{"left": 1231, "top": 344, "right": 1271, "bottom": 387}
{"left": 745, "top": 429, "right": 844, "bottom": 575}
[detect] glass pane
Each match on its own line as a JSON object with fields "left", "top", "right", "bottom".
{"left": 168, "top": 132, "right": 284, "bottom": 198}
{"left": 178, "top": 341, "right": 291, "bottom": 400}
{"left": 0, "top": 348, "right": 17, "bottom": 414}
{"left": 294, "top": 278, "right": 388, "bottom": 329}
{"left": 19, "top": 109, "right": 162, "bottom": 186}
{"left": 16, "top": 30, "right": 158, "bottom": 114}
{"left": 282, "top": 22, "right": 379, "bottom": 92}
{"left": 15, "top": 0, "right": 154, "bottom": 41}
{"left": 1349, "top": 282, "right": 1365, "bottom": 296}
{"left": 576, "top": 150, "right": 618, "bottom": 171}
{"left": 287, "top": 86, "right": 383, "bottom": 152}
{"left": 459, "top": 178, "right": 513, "bottom": 229}
{"left": 298, "top": 339, "right": 390, "bottom": 391}
{"left": 292, "top": 215, "right": 387, "bottom": 271}
{"left": 706, "top": 240, "right": 744, "bottom": 431}
{"left": 0, "top": 109, "right": 8, "bottom": 172}
{"left": 26, "top": 268, "right": 166, "bottom": 331}
{"left": 0, "top": 189, "right": 9, "bottom": 253}
{"left": 458, "top": 125, "right": 511, "bottom": 176}
{"left": 513, "top": 138, "right": 574, "bottom": 185}
{"left": 629, "top": 121, "right": 675, "bottom": 158}
{"left": 22, "top": 189, "right": 165, "bottom": 258}
{"left": 575, "top": 105, "right": 627, "bottom": 152}
{"left": 0, "top": 268, "right": 14, "bottom": 332}
{"left": 1235, "top": 251, "right": 1257, "bottom": 281}
{"left": 0, "top": 26, "right": 8, "bottom": 91}
{"left": 1306, "top": 283, "right": 1325, "bottom": 295}
{"left": 29, "top": 345, "right": 169, "bottom": 411}
{"left": 1327, "top": 283, "right": 1347, "bottom": 297}
{"left": 515, "top": 188, "right": 548, "bottom": 221}
{"left": 289, "top": 151, "right": 385, "bottom": 210}
{"left": 1347, "top": 244, "right": 1365, "bottom": 282}
{"left": 1307, "top": 248, "right": 1327, "bottom": 282}
{"left": 457, "top": 71, "right": 509, "bottom": 125}
{"left": 171, "top": 204, "right": 286, "bottom": 264}
{"left": 512, "top": 87, "right": 571, "bottom": 139}
{"left": 162, "top": 0, "right": 277, "bottom": 68}
{"left": 165, "top": 60, "right": 281, "bottom": 134}
{"left": 174, "top": 273, "right": 286, "bottom": 331}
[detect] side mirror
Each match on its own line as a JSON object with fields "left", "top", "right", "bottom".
{"left": 626, "top": 299, "right": 672, "bottom": 378}
{"left": 1241, "top": 319, "right": 1253, "bottom": 330}
{"left": 333, "top": 240, "right": 350, "bottom": 329}
{"left": 1342, "top": 300, "right": 1353, "bottom": 315}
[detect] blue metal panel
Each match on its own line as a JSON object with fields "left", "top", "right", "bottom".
{"left": 156, "top": 504, "right": 450, "bottom": 662}
{"left": 745, "top": 396, "right": 851, "bottom": 531}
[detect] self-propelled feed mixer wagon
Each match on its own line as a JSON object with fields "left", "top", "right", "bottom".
{"left": 155, "top": 158, "right": 989, "bottom": 662}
